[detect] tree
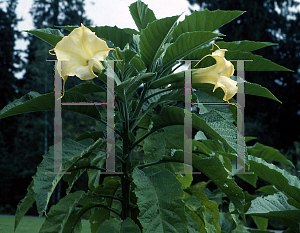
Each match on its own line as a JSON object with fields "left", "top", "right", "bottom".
{"left": 187, "top": 0, "right": 300, "bottom": 149}
{"left": 0, "top": 0, "right": 24, "bottom": 214}
{"left": 0, "top": 0, "right": 93, "bottom": 214}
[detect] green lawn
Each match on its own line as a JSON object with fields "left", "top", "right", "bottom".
{"left": 0, "top": 215, "right": 91, "bottom": 233}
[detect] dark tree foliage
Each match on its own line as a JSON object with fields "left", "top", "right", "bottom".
{"left": 0, "top": 0, "right": 24, "bottom": 214}
{"left": 0, "top": 0, "right": 93, "bottom": 214}
{"left": 187, "top": 0, "right": 300, "bottom": 149}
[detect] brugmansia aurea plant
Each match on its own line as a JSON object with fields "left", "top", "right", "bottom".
{"left": 1, "top": 0, "right": 299, "bottom": 232}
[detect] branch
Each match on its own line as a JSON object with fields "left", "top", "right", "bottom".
{"left": 130, "top": 129, "right": 157, "bottom": 150}
{"left": 137, "top": 159, "right": 183, "bottom": 169}
{"left": 143, "top": 88, "right": 172, "bottom": 102}
{"left": 83, "top": 194, "right": 123, "bottom": 203}
{"left": 68, "top": 165, "right": 106, "bottom": 172}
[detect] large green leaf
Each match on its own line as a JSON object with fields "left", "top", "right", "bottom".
{"left": 149, "top": 105, "right": 234, "bottom": 152}
{"left": 161, "top": 31, "right": 222, "bottom": 71}
{"left": 63, "top": 140, "right": 106, "bottom": 194}
{"left": 25, "top": 28, "right": 64, "bottom": 46}
{"left": 184, "top": 187, "right": 221, "bottom": 232}
{"left": 91, "top": 26, "right": 133, "bottom": 49}
{"left": 89, "top": 176, "right": 121, "bottom": 233}
{"left": 246, "top": 192, "right": 300, "bottom": 232}
{"left": 161, "top": 152, "right": 245, "bottom": 213}
{"left": 248, "top": 155, "right": 300, "bottom": 206}
{"left": 244, "top": 81, "right": 282, "bottom": 104}
{"left": 58, "top": 25, "right": 132, "bottom": 49}
{"left": 149, "top": 70, "right": 186, "bottom": 89}
{"left": 96, "top": 218, "right": 121, "bottom": 233}
{"left": 114, "top": 72, "right": 156, "bottom": 102}
{"left": 132, "top": 167, "right": 188, "bottom": 232}
{"left": 130, "top": 88, "right": 198, "bottom": 133}
{"left": 227, "top": 50, "right": 293, "bottom": 71}
{"left": 185, "top": 43, "right": 292, "bottom": 73}
{"left": 251, "top": 216, "right": 268, "bottom": 231}
{"left": 215, "top": 41, "right": 277, "bottom": 52}
{"left": 14, "top": 181, "right": 35, "bottom": 232}
{"left": 139, "top": 15, "right": 180, "bottom": 69}
{"left": 32, "top": 138, "right": 102, "bottom": 216}
{"left": 191, "top": 41, "right": 277, "bottom": 62}
{"left": 129, "top": 0, "right": 156, "bottom": 31}
{"left": 172, "top": 9, "right": 245, "bottom": 41}
{"left": 39, "top": 191, "right": 87, "bottom": 233}
{"left": 195, "top": 107, "right": 237, "bottom": 153}
{"left": 120, "top": 218, "right": 141, "bottom": 233}
{"left": 0, "top": 86, "right": 104, "bottom": 122}
{"left": 87, "top": 151, "right": 107, "bottom": 192}
{"left": 113, "top": 47, "right": 138, "bottom": 79}
{"left": 247, "top": 142, "right": 294, "bottom": 167}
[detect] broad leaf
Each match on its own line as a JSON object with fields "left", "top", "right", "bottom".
{"left": 149, "top": 70, "right": 186, "bottom": 89}
{"left": 0, "top": 89, "right": 105, "bottom": 125}
{"left": 215, "top": 41, "right": 277, "bottom": 52}
{"left": 162, "top": 31, "right": 222, "bottom": 71}
{"left": 251, "top": 216, "right": 268, "bottom": 231}
{"left": 129, "top": 0, "right": 156, "bottom": 31}
{"left": 247, "top": 142, "right": 294, "bottom": 167}
{"left": 184, "top": 187, "right": 221, "bottom": 232}
{"left": 25, "top": 28, "right": 64, "bottom": 46}
{"left": 32, "top": 138, "right": 102, "bottom": 216}
{"left": 132, "top": 167, "right": 188, "bottom": 232}
{"left": 14, "top": 181, "right": 35, "bottom": 232}
{"left": 244, "top": 81, "right": 282, "bottom": 104}
{"left": 257, "top": 185, "right": 279, "bottom": 195}
{"left": 96, "top": 218, "right": 121, "bottom": 233}
{"left": 246, "top": 192, "right": 300, "bottom": 232}
{"left": 248, "top": 155, "right": 300, "bottom": 206}
{"left": 162, "top": 152, "right": 245, "bottom": 213}
{"left": 120, "top": 218, "right": 141, "bottom": 233}
{"left": 149, "top": 106, "right": 234, "bottom": 152}
{"left": 172, "top": 9, "right": 245, "bottom": 41}
{"left": 227, "top": 50, "right": 293, "bottom": 71}
{"left": 39, "top": 191, "right": 87, "bottom": 233}
{"left": 139, "top": 15, "right": 180, "bottom": 69}
{"left": 58, "top": 25, "right": 132, "bottom": 49}
{"left": 89, "top": 176, "right": 121, "bottom": 232}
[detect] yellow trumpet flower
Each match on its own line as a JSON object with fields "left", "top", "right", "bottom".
{"left": 193, "top": 44, "right": 237, "bottom": 101}
{"left": 49, "top": 23, "right": 114, "bottom": 97}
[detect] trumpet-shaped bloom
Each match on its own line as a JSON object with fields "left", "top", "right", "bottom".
{"left": 192, "top": 46, "right": 237, "bottom": 101}
{"left": 50, "top": 23, "right": 114, "bottom": 96}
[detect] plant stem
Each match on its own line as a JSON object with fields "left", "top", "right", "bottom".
{"left": 137, "top": 159, "right": 183, "bottom": 169}
{"left": 121, "top": 92, "right": 132, "bottom": 220}
{"left": 143, "top": 88, "right": 172, "bottom": 102}
{"left": 83, "top": 194, "right": 123, "bottom": 203}
{"left": 130, "top": 82, "right": 148, "bottom": 129}
{"left": 130, "top": 129, "right": 157, "bottom": 151}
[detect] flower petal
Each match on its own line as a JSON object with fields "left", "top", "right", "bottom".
{"left": 192, "top": 48, "right": 236, "bottom": 101}
{"left": 213, "top": 76, "right": 237, "bottom": 101}
{"left": 54, "top": 24, "right": 113, "bottom": 80}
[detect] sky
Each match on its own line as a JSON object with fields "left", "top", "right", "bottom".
{"left": 1, "top": 0, "right": 200, "bottom": 78}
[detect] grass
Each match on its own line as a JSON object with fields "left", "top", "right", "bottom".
{"left": 0, "top": 215, "right": 91, "bottom": 233}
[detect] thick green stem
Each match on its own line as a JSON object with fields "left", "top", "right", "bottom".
{"left": 121, "top": 93, "right": 132, "bottom": 220}
{"left": 130, "top": 83, "right": 148, "bottom": 131}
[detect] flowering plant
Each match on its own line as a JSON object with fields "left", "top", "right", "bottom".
{"left": 1, "top": 1, "right": 299, "bottom": 232}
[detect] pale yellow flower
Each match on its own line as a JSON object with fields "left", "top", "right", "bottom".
{"left": 49, "top": 23, "right": 114, "bottom": 97}
{"left": 193, "top": 44, "right": 237, "bottom": 101}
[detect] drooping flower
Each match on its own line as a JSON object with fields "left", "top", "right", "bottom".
{"left": 49, "top": 23, "right": 114, "bottom": 97}
{"left": 192, "top": 44, "right": 237, "bottom": 101}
